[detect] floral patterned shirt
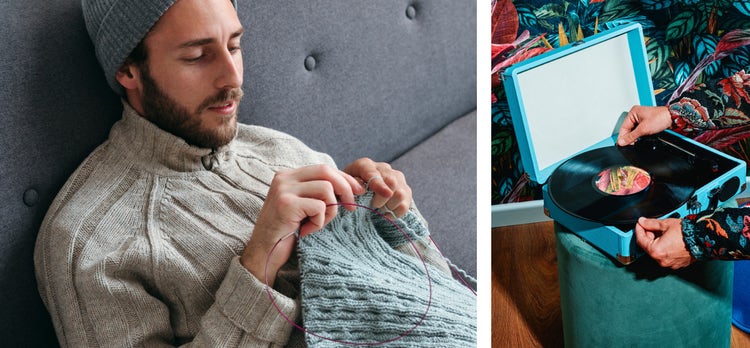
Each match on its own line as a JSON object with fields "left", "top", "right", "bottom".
{"left": 670, "top": 70, "right": 750, "bottom": 260}
{"left": 683, "top": 208, "right": 750, "bottom": 260}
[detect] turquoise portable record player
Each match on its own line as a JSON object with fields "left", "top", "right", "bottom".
{"left": 502, "top": 23, "right": 746, "bottom": 264}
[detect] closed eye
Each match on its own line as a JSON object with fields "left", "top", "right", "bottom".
{"left": 182, "top": 55, "right": 205, "bottom": 63}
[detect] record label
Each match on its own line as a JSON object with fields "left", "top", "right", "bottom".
{"left": 594, "top": 165, "right": 651, "bottom": 196}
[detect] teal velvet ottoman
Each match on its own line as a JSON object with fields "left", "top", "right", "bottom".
{"left": 556, "top": 224, "right": 733, "bottom": 347}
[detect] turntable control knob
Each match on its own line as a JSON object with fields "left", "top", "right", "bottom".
{"left": 711, "top": 161, "right": 719, "bottom": 173}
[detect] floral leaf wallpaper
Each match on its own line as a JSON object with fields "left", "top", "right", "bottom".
{"left": 492, "top": 0, "right": 750, "bottom": 205}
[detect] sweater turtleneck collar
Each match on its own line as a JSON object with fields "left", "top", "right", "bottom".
{"left": 109, "top": 101, "right": 235, "bottom": 174}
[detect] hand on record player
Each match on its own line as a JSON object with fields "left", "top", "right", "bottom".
{"left": 634, "top": 217, "right": 696, "bottom": 269}
{"left": 617, "top": 106, "right": 672, "bottom": 147}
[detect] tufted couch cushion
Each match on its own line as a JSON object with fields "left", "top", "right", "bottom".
{"left": 242, "top": 1, "right": 476, "bottom": 165}
{"left": 0, "top": 1, "right": 475, "bottom": 345}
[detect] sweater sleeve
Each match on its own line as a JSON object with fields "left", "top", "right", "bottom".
{"left": 33, "top": 162, "right": 300, "bottom": 347}
{"left": 193, "top": 257, "right": 299, "bottom": 347}
{"left": 682, "top": 207, "right": 750, "bottom": 260}
{"left": 35, "top": 216, "right": 299, "bottom": 347}
{"left": 372, "top": 204, "right": 452, "bottom": 274}
{"left": 668, "top": 70, "right": 750, "bottom": 137}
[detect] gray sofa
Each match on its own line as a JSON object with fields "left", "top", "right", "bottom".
{"left": 0, "top": 1, "right": 476, "bottom": 345}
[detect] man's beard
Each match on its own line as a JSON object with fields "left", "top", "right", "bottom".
{"left": 139, "top": 64, "right": 244, "bottom": 149}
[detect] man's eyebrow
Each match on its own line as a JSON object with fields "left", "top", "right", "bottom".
{"left": 230, "top": 28, "right": 244, "bottom": 40}
{"left": 177, "top": 28, "right": 244, "bottom": 49}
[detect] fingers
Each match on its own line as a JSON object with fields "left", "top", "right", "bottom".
{"left": 617, "top": 108, "right": 645, "bottom": 146}
{"left": 341, "top": 169, "right": 366, "bottom": 196}
{"left": 634, "top": 217, "right": 693, "bottom": 269}
{"left": 367, "top": 174, "right": 394, "bottom": 207}
{"left": 617, "top": 106, "right": 672, "bottom": 146}
{"left": 261, "top": 164, "right": 363, "bottom": 235}
{"left": 287, "top": 180, "right": 341, "bottom": 231}
{"left": 345, "top": 158, "right": 413, "bottom": 218}
{"left": 243, "top": 164, "right": 367, "bottom": 282}
{"left": 289, "top": 165, "right": 362, "bottom": 208}
{"left": 374, "top": 186, "right": 411, "bottom": 218}
{"left": 634, "top": 217, "right": 657, "bottom": 251}
{"left": 295, "top": 197, "right": 328, "bottom": 237}
{"left": 636, "top": 216, "right": 663, "bottom": 231}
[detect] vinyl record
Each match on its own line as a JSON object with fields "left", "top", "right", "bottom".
{"left": 547, "top": 143, "right": 696, "bottom": 225}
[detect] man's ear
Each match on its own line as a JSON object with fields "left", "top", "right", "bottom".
{"left": 115, "top": 63, "right": 146, "bottom": 115}
{"left": 115, "top": 63, "right": 141, "bottom": 91}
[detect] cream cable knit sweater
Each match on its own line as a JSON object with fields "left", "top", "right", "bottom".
{"left": 33, "top": 103, "right": 448, "bottom": 347}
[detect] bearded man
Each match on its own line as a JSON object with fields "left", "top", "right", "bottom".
{"left": 33, "top": 0, "right": 450, "bottom": 346}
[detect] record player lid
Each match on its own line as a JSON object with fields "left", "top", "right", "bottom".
{"left": 503, "top": 23, "right": 656, "bottom": 184}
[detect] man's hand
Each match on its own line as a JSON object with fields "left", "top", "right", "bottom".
{"left": 617, "top": 105, "right": 672, "bottom": 146}
{"left": 635, "top": 217, "right": 696, "bottom": 269}
{"left": 343, "top": 158, "right": 412, "bottom": 219}
{"left": 241, "top": 165, "right": 364, "bottom": 285}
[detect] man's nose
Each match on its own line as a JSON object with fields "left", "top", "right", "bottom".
{"left": 214, "top": 49, "right": 243, "bottom": 90}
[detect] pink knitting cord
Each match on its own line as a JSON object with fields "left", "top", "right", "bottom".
{"left": 264, "top": 202, "right": 433, "bottom": 346}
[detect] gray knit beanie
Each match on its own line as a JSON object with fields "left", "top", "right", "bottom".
{"left": 81, "top": 0, "right": 238, "bottom": 96}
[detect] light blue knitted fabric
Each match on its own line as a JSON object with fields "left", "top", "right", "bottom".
{"left": 297, "top": 193, "right": 476, "bottom": 347}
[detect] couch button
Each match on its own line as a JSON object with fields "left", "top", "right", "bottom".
{"left": 406, "top": 5, "right": 417, "bottom": 19}
{"left": 23, "top": 188, "right": 39, "bottom": 207}
{"left": 304, "top": 55, "right": 317, "bottom": 71}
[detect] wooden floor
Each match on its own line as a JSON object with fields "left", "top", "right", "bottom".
{"left": 492, "top": 221, "right": 750, "bottom": 347}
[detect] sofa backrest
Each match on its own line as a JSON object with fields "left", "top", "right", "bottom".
{"left": 0, "top": 1, "right": 475, "bottom": 345}
{"left": 241, "top": 1, "right": 477, "bottom": 165}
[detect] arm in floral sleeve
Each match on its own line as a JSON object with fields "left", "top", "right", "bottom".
{"left": 669, "top": 70, "right": 750, "bottom": 137}
{"left": 682, "top": 206, "right": 750, "bottom": 260}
